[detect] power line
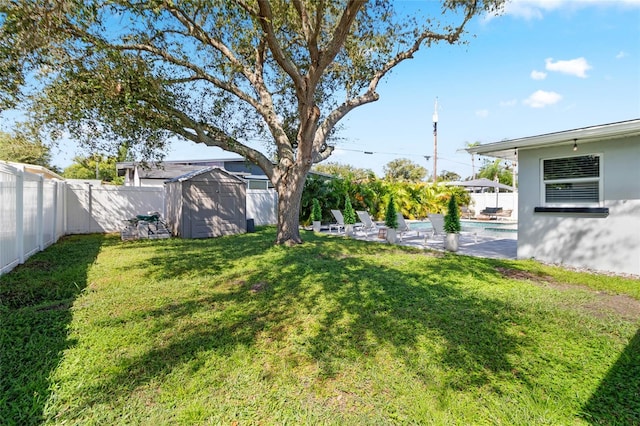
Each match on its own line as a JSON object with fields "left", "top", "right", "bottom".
{"left": 336, "top": 147, "right": 473, "bottom": 170}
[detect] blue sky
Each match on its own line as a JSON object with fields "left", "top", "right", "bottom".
{"left": 332, "top": 0, "right": 640, "bottom": 179}
{"left": 9, "top": 0, "right": 640, "bottom": 178}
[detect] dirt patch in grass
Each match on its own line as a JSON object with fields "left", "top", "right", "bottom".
{"left": 250, "top": 281, "right": 268, "bottom": 293}
{"left": 496, "top": 267, "right": 640, "bottom": 321}
{"left": 496, "top": 267, "right": 554, "bottom": 283}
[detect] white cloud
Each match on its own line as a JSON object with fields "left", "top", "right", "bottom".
{"left": 475, "top": 109, "right": 489, "bottom": 118}
{"left": 500, "top": 0, "right": 640, "bottom": 20}
{"left": 616, "top": 51, "right": 628, "bottom": 59}
{"left": 499, "top": 99, "right": 518, "bottom": 107}
{"left": 530, "top": 70, "right": 547, "bottom": 80}
{"left": 500, "top": 0, "right": 565, "bottom": 20}
{"left": 523, "top": 90, "right": 563, "bottom": 108}
{"left": 545, "top": 57, "right": 592, "bottom": 78}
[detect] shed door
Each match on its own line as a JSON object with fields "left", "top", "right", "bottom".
{"left": 188, "top": 182, "right": 246, "bottom": 238}
{"left": 216, "top": 183, "right": 246, "bottom": 235}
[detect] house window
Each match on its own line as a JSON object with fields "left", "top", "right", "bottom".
{"left": 247, "top": 180, "right": 269, "bottom": 190}
{"left": 542, "top": 154, "right": 601, "bottom": 205}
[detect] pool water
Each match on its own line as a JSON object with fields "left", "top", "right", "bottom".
{"left": 408, "top": 219, "right": 517, "bottom": 239}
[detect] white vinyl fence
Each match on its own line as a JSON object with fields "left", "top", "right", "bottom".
{"left": 247, "top": 189, "right": 278, "bottom": 226}
{"left": 1, "top": 163, "right": 66, "bottom": 275}
{"left": 469, "top": 192, "right": 518, "bottom": 220}
{"left": 66, "top": 183, "right": 164, "bottom": 233}
{"left": 1, "top": 163, "right": 279, "bottom": 275}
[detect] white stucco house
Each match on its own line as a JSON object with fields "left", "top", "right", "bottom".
{"left": 468, "top": 119, "right": 640, "bottom": 276}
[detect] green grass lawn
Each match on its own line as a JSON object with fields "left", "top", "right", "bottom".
{"left": 1, "top": 228, "right": 639, "bottom": 425}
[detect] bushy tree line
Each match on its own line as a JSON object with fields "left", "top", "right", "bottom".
{"left": 300, "top": 173, "right": 470, "bottom": 225}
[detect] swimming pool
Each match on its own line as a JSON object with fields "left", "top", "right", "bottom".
{"left": 408, "top": 219, "right": 517, "bottom": 239}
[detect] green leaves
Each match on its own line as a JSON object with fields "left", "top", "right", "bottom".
{"left": 444, "top": 194, "right": 461, "bottom": 234}
{"left": 0, "top": 131, "right": 52, "bottom": 168}
{"left": 384, "top": 195, "right": 398, "bottom": 229}
{"left": 343, "top": 196, "right": 356, "bottom": 224}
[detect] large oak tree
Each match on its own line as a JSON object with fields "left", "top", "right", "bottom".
{"left": 0, "top": 0, "right": 504, "bottom": 244}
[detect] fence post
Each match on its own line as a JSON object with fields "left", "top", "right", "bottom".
{"left": 51, "top": 180, "right": 58, "bottom": 243}
{"left": 61, "top": 181, "right": 67, "bottom": 237}
{"left": 37, "top": 175, "right": 44, "bottom": 250}
{"left": 88, "top": 184, "right": 93, "bottom": 233}
{"left": 16, "top": 168, "right": 24, "bottom": 264}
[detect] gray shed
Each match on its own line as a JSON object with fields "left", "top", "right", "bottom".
{"left": 165, "top": 167, "right": 247, "bottom": 238}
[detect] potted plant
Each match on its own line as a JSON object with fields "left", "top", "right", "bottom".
{"left": 444, "top": 194, "right": 461, "bottom": 251}
{"left": 311, "top": 198, "right": 322, "bottom": 232}
{"left": 343, "top": 197, "right": 356, "bottom": 236}
{"left": 384, "top": 195, "right": 399, "bottom": 243}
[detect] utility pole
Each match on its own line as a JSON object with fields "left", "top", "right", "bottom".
{"left": 432, "top": 97, "right": 438, "bottom": 182}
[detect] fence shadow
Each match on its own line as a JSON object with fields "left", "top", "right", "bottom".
{"left": 0, "top": 234, "right": 107, "bottom": 425}
{"left": 581, "top": 328, "right": 640, "bottom": 425}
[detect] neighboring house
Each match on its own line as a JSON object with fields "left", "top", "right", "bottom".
{"left": 467, "top": 119, "right": 640, "bottom": 276}
{"left": 116, "top": 157, "right": 271, "bottom": 189}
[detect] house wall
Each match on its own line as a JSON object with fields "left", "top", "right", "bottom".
{"left": 517, "top": 135, "right": 640, "bottom": 275}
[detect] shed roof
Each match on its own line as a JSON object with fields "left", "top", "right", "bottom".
{"left": 166, "top": 166, "right": 245, "bottom": 183}
{"left": 467, "top": 119, "right": 640, "bottom": 161}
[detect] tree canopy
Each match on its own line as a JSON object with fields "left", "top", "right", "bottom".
{"left": 383, "top": 158, "right": 427, "bottom": 182}
{"left": 313, "top": 161, "right": 374, "bottom": 181}
{"left": 62, "top": 155, "right": 123, "bottom": 184}
{"left": 0, "top": 0, "right": 505, "bottom": 244}
{"left": 439, "top": 170, "right": 461, "bottom": 182}
{"left": 477, "top": 158, "right": 513, "bottom": 187}
{"left": 0, "top": 131, "right": 53, "bottom": 169}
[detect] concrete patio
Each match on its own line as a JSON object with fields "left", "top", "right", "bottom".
{"left": 321, "top": 227, "right": 517, "bottom": 260}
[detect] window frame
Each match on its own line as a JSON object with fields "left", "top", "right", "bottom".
{"left": 540, "top": 153, "right": 603, "bottom": 207}
{"left": 247, "top": 179, "right": 269, "bottom": 190}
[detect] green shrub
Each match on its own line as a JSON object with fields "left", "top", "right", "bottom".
{"left": 343, "top": 197, "right": 356, "bottom": 224}
{"left": 311, "top": 198, "right": 322, "bottom": 222}
{"left": 384, "top": 195, "right": 398, "bottom": 229}
{"left": 444, "top": 194, "right": 461, "bottom": 233}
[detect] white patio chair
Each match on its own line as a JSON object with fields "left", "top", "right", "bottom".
{"left": 356, "top": 210, "right": 378, "bottom": 234}
{"left": 396, "top": 212, "right": 421, "bottom": 241}
{"left": 427, "top": 213, "right": 445, "bottom": 240}
{"left": 329, "top": 209, "right": 345, "bottom": 233}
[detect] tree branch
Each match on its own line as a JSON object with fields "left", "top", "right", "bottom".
{"left": 255, "top": 0, "right": 304, "bottom": 89}
{"left": 317, "top": 0, "right": 366, "bottom": 72}
{"left": 316, "top": 1, "right": 481, "bottom": 154}
{"left": 155, "top": 101, "right": 276, "bottom": 179}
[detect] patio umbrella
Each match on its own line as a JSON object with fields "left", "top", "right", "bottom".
{"left": 446, "top": 178, "right": 513, "bottom": 207}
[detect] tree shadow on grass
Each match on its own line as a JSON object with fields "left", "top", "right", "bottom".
{"left": 0, "top": 234, "right": 108, "bottom": 425}
{"left": 581, "top": 328, "right": 640, "bottom": 425}
{"left": 287, "top": 243, "right": 530, "bottom": 389}
{"left": 62, "top": 230, "right": 533, "bottom": 418}
{"left": 132, "top": 227, "right": 277, "bottom": 281}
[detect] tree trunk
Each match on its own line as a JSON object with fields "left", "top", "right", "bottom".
{"left": 274, "top": 165, "right": 308, "bottom": 245}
